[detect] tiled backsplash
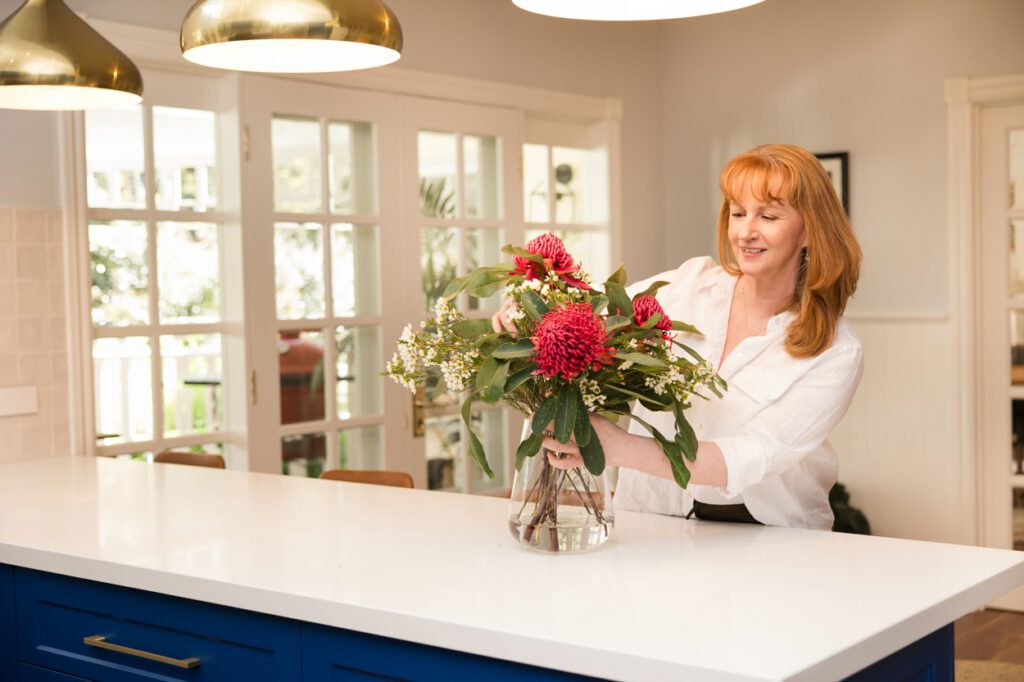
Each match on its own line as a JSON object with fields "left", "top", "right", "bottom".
{"left": 0, "top": 207, "right": 70, "bottom": 461}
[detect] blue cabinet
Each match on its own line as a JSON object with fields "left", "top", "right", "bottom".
{"left": 0, "top": 563, "right": 956, "bottom": 682}
{"left": 16, "top": 568, "right": 303, "bottom": 681}
{"left": 7, "top": 567, "right": 597, "bottom": 681}
{"left": 2, "top": 564, "right": 15, "bottom": 682}
{"left": 302, "top": 623, "right": 593, "bottom": 681}
{"left": 18, "top": 662, "right": 92, "bottom": 681}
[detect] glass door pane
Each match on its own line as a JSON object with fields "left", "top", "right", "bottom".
{"left": 153, "top": 106, "right": 217, "bottom": 212}
{"left": 85, "top": 107, "right": 145, "bottom": 209}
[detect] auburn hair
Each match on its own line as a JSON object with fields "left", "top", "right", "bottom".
{"left": 716, "top": 144, "right": 861, "bottom": 358}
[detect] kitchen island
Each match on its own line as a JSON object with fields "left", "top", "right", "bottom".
{"left": 1, "top": 457, "right": 1022, "bottom": 681}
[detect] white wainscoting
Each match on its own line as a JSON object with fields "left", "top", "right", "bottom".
{"left": 830, "top": 316, "right": 967, "bottom": 545}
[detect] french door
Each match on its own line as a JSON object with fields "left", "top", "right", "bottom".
{"left": 241, "top": 76, "right": 412, "bottom": 479}
{"left": 980, "top": 103, "right": 1024, "bottom": 609}
{"left": 241, "top": 77, "right": 524, "bottom": 490}
{"left": 398, "top": 97, "right": 524, "bottom": 494}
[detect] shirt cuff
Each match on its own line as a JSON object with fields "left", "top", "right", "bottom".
{"left": 707, "top": 435, "right": 768, "bottom": 497}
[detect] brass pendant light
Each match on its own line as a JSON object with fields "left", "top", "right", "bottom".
{"left": 512, "top": 0, "right": 766, "bottom": 21}
{"left": 0, "top": 0, "right": 143, "bottom": 110}
{"left": 180, "top": 0, "right": 403, "bottom": 73}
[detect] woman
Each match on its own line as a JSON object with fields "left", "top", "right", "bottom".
{"left": 494, "top": 144, "right": 863, "bottom": 530}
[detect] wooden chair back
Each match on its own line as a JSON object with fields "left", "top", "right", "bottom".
{"left": 154, "top": 451, "right": 226, "bottom": 469}
{"left": 320, "top": 469, "right": 414, "bottom": 489}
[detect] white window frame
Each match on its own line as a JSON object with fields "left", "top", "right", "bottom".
{"left": 65, "top": 66, "right": 247, "bottom": 462}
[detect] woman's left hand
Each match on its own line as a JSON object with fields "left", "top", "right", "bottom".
{"left": 542, "top": 413, "right": 625, "bottom": 469}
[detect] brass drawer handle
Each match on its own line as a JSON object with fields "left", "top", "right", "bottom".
{"left": 83, "top": 635, "right": 201, "bottom": 669}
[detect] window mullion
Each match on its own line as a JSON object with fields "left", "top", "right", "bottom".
{"left": 141, "top": 104, "right": 165, "bottom": 447}
{"left": 320, "top": 116, "right": 340, "bottom": 471}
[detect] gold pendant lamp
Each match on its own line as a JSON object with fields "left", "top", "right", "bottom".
{"left": 180, "top": 0, "right": 403, "bottom": 73}
{"left": 0, "top": 0, "right": 143, "bottom": 110}
{"left": 512, "top": 0, "right": 766, "bottom": 21}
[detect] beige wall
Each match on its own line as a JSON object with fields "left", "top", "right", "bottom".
{"left": 0, "top": 207, "right": 70, "bottom": 461}
{"left": 0, "top": 111, "right": 61, "bottom": 208}
{"left": 657, "top": 0, "right": 1024, "bottom": 543}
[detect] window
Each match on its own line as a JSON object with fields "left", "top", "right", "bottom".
{"left": 523, "top": 121, "right": 612, "bottom": 282}
{"left": 83, "top": 79, "right": 239, "bottom": 464}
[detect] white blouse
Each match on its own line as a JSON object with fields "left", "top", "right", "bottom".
{"left": 613, "top": 257, "right": 864, "bottom": 530}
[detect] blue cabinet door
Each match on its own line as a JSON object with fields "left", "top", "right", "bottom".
{"left": 302, "top": 622, "right": 601, "bottom": 682}
{"left": 2, "top": 564, "right": 15, "bottom": 681}
{"left": 843, "top": 623, "right": 954, "bottom": 682}
{"left": 16, "top": 567, "right": 303, "bottom": 681}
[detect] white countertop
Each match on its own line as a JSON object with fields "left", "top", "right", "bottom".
{"left": 0, "top": 457, "right": 1022, "bottom": 682}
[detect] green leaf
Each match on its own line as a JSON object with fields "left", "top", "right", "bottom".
{"left": 453, "top": 318, "right": 493, "bottom": 339}
{"left": 573, "top": 390, "right": 592, "bottom": 448}
{"left": 670, "top": 320, "right": 703, "bottom": 335}
{"left": 631, "top": 413, "right": 690, "bottom": 488}
{"left": 515, "top": 430, "right": 544, "bottom": 470}
{"left": 604, "top": 383, "right": 670, "bottom": 407}
{"left": 579, "top": 437, "right": 605, "bottom": 476}
{"left": 531, "top": 394, "right": 559, "bottom": 435}
{"left": 501, "top": 244, "right": 543, "bottom": 263}
{"left": 520, "top": 289, "right": 549, "bottom": 321}
{"left": 465, "top": 268, "right": 512, "bottom": 299}
{"left": 671, "top": 340, "right": 707, "bottom": 362}
{"left": 468, "top": 279, "right": 508, "bottom": 299}
{"left": 578, "top": 425, "right": 605, "bottom": 475}
{"left": 634, "top": 280, "right": 671, "bottom": 300}
{"left": 461, "top": 397, "right": 494, "bottom": 478}
{"left": 606, "top": 263, "right": 627, "bottom": 287}
{"left": 621, "top": 328, "right": 663, "bottom": 342}
{"left": 476, "top": 358, "right": 510, "bottom": 404}
{"left": 442, "top": 275, "right": 470, "bottom": 300}
{"left": 616, "top": 352, "right": 668, "bottom": 369}
{"left": 641, "top": 312, "right": 663, "bottom": 330}
{"left": 590, "top": 294, "right": 609, "bottom": 314}
{"left": 554, "top": 387, "right": 578, "bottom": 444}
{"left": 673, "top": 401, "right": 698, "bottom": 462}
{"left": 605, "top": 282, "right": 633, "bottom": 318}
{"left": 506, "top": 364, "right": 537, "bottom": 392}
{"left": 493, "top": 339, "right": 535, "bottom": 359}
{"left": 604, "top": 315, "right": 631, "bottom": 332}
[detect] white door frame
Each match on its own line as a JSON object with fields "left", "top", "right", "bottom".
{"left": 947, "top": 75, "right": 1024, "bottom": 558}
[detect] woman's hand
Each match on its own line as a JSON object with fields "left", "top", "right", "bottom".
{"left": 491, "top": 298, "right": 519, "bottom": 334}
{"left": 541, "top": 413, "right": 628, "bottom": 469}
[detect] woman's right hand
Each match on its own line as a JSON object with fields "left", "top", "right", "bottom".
{"left": 491, "top": 298, "right": 519, "bottom": 334}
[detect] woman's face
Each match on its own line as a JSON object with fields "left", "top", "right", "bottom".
{"left": 727, "top": 182, "right": 807, "bottom": 287}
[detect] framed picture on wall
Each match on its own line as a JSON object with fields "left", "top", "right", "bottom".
{"left": 815, "top": 151, "right": 850, "bottom": 216}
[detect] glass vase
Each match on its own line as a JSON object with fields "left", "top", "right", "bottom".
{"left": 507, "top": 449, "right": 614, "bottom": 552}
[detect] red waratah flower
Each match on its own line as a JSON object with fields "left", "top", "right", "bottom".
{"left": 531, "top": 303, "right": 615, "bottom": 380}
{"left": 512, "top": 233, "right": 590, "bottom": 290}
{"left": 633, "top": 295, "right": 673, "bottom": 339}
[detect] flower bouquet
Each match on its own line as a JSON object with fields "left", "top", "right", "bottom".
{"left": 386, "top": 234, "right": 725, "bottom": 552}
